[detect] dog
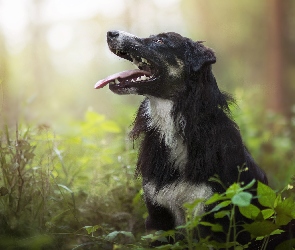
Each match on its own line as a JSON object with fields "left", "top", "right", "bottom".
{"left": 95, "top": 30, "right": 295, "bottom": 248}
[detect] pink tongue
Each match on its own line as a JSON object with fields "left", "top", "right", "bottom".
{"left": 94, "top": 69, "right": 151, "bottom": 89}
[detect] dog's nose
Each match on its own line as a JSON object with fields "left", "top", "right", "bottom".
{"left": 107, "top": 30, "right": 119, "bottom": 39}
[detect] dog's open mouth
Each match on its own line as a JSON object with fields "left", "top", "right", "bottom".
{"left": 94, "top": 48, "right": 158, "bottom": 90}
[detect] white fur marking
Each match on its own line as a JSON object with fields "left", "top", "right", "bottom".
{"left": 168, "top": 58, "right": 184, "bottom": 78}
{"left": 144, "top": 182, "right": 213, "bottom": 226}
{"left": 122, "top": 87, "right": 137, "bottom": 94}
{"left": 116, "top": 31, "right": 137, "bottom": 47}
{"left": 146, "top": 97, "right": 187, "bottom": 169}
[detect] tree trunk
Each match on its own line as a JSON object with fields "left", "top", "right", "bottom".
{"left": 267, "top": 0, "right": 286, "bottom": 114}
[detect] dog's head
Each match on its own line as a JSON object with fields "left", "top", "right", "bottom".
{"left": 95, "top": 30, "right": 216, "bottom": 98}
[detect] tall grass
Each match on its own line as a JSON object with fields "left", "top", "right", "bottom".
{"left": 0, "top": 112, "right": 144, "bottom": 249}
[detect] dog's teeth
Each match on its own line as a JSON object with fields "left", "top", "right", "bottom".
{"left": 136, "top": 77, "right": 141, "bottom": 82}
{"left": 131, "top": 79, "right": 135, "bottom": 82}
{"left": 141, "top": 75, "right": 147, "bottom": 80}
{"left": 109, "top": 81, "right": 115, "bottom": 85}
{"left": 140, "top": 58, "right": 151, "bottom": 65}
{"left": 141, "top": 58, "right": 148, "bottom": 64}
{"left": 115, "top": 79, "right": 120, "bottom": 84}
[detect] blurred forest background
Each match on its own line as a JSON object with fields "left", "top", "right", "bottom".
{"left": 0, "top": 0, "right": 295, "bottom": 249}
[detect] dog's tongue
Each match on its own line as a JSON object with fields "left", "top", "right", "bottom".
{"left": 94, "top": 69, "right": 151, "bottom": 89}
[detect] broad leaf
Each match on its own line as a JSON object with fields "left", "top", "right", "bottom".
{"left": 261, "top": 208, "right": 275, "bottom": 219}
{"left": 226, "top": 183, "right": 241, "bottom": 198}
{"left": 243, "top": 221, "right": 279, "bottom": 237}
{"left": 205, "top": 193, "right": 227, "bottom": 205}
{"left": 105, "top": 231, "right": 135, "bottom": 242}
{"left": 239, "top": 204, "right": 260, "bottom": 220}
{"left": 210, "top": 200, "right": 232, "bottom": 212}
{"left": 232, "top": 192, "right": 252, "bottom": 207}
{"left": 257, "top": 182, "right": 276, "bottom": 208}
{"left": 214, "top": 210, "right": 230, "bottom": 219}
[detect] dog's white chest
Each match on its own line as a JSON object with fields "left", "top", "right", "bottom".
{"left": 146, "top": 97, "right": 187, "bottom": 168}
{"left": 144, "top": 182, "right": 213, "bottom": 226}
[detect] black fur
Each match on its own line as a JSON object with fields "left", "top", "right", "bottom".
{"left": 97, "top": 30, "right": 295, "bottom": 248}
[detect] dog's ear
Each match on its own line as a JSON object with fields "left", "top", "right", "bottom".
{"left": 186, "top": 40, "right": 216, "bottom": 72}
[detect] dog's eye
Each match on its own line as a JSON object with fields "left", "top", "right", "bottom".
{"left": 155, "top": 39, "right": 164, "bottom": 44}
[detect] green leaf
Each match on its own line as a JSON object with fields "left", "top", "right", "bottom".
{"left": 239, "top": 204, "right": 261, "bottom": 219}
{"left": 276, "top": 196, "right": 295, "bottom": 218}
{"left": 199, "top": 221, "right": 213, "bottom": 227}
{"left": 83, "top": 225, "right": 99, "bottom": 234}
{"left": 241, "top": 179, "right": 256, "bottom": 191}
{"left": 142, "top": 230, "right": 174, "bottom": 244}
{"left": 243, "top": 221, "right": 279, "bottom": 237}
{"left": 257, "top": 182, "right": 276, "bottom": 208}
{"left": 274, "top": 193, "right": 282, "bottom": 208}
{"left": 211, "top": 223, "right": 224, "bottom": 232}
{"left": 105, "top": 231, "right": 135, "bottom": 242}
{"left": 226, "top": 183, "right": 241, "bottom": 198}
{"left": 261, "top": 208, "right": 274, "bottom": 219}
{"left": 210, "top": 200, "right": 232, "bottom": 212}
{"left": 205, "top": 193, "right": 227, "bottom": 205}
{"left": 276, "top": 214, "right": 293, "bottom": 226}
{"left": 270, "top": 229, "right": 284, "bottom": 236}
{"left": 232, "top": 192, "right": 252, "bottom": 207}
{"left": 141, "top": 234, "right": 155, "bottom": 240}
{"left": 214, "top": 210, "right": 230, "bottom": 219}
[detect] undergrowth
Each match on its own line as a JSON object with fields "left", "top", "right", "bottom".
{"left": 140, "top": 176, "right": 295, "bottom": 250}
{"left": 0, "top": 97, "right": 295, "bottom": 249}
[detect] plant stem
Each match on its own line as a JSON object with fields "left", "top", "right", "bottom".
{"left": 186, "top": 212, "right": 193, "bottom": 250}
{"left": 261, "top": 235, "right": 270, "bottom": 250}
{"left": 226, "top": 205, "right": 235, "bottom": 250}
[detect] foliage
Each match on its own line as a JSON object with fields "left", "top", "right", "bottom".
{"left": 141, "top": 173, "right": 295, "bottom": 250}
{"left": 0, "top": 110, "right": 144, "bottom": 249}
{"left": 232, "top": 89, "right": 295, "bottom": 189}
{"left": 0, "top": 97, "right": 295, "bottom": 249}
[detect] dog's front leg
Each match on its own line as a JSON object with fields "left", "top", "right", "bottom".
{"left": 145, "top": 198, "right": 175, "bottom": 231}
{"left": 144, "top": 198, "right": 176, "bottom": 245}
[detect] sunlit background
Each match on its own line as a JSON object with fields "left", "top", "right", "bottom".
{"left": 1, "top": 0, "right": 294, "bottom": 128}
{"left": 0, "top": 0, "right": 186, "bottom": 128}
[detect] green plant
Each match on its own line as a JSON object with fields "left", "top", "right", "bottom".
{"left": 139, "top": 168, "right": 295, "bottom": 250}
{"left": 0, "top": 111, "right": 144, "bottom": 249}
{"left": 0, "top": 124, "right": 55, "bottom": 249}
{"left": 1, "top": 104, "right": 294, "bottom": 249}
{"left": 232, "top": 89, "right": 295, "bottom": 189}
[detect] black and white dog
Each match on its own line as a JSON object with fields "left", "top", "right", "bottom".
{"left": 95, "top": 31, "right": 294, "bottom": 248}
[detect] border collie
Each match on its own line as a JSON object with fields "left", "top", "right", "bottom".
{"left": 95, "top": 30, "right": 294, "bottom": 248}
